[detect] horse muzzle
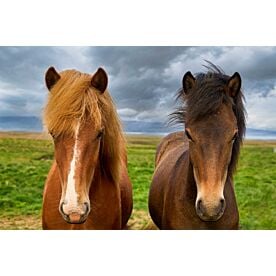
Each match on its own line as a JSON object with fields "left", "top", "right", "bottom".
{"left": 195, "top": 198, "right": 226, "bottom": 222}
{"left": 59, "top": 202, "right": 90, "bottom": 224}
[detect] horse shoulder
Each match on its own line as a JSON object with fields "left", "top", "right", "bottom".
{"left": 149, "top": 132, "right": 189, "bottom": 229}
{"left": 155, "top": 131, "right": 188, "bottom": 165}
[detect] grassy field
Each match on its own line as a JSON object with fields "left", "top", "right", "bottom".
{"left": 0, "top": 132, "right": 275, "bottom": 229}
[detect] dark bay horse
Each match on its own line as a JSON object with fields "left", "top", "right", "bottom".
{"left": 42, "top": 67, "right": 133, "bottom": 229}
{"left": 149, "top": 63, "right": 246, "bottom": 229}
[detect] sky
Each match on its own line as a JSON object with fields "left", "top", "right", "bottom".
{"left": 0, "top": 46, "right": 276, "bottom": 130}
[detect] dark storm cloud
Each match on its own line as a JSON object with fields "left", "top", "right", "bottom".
{"left": 88, "top": 47, "right": 189, "bottom": 74}
{"left": 85, "top": 47, "right": 191, "bottom": 113}
{"left": 85, "top": 46, "right": 276, "bottom": 121}
{"left": 0, "top": 46, "right": 276, "bottom": 129}
{"left": 0, "top": 47, "right": 57, "bottom": 88}
{"left": 218, "top": 47, "right": 276, "bottom": 81}
{"left": 0, "top": 46, "right": 92, "bottom": 116}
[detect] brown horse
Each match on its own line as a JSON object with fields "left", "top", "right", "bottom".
{"left": 149, "top": 63, "right": 246, "bottom": 229}
{"left": 42, "top": 67, "right": 133, "bottom": 229}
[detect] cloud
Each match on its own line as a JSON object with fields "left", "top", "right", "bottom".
{"left": 0, "top": 46, "right": 276, "bottom": 130}
{"left": 246, "top": 86, "right": 276, "bottom": 130}
{"left": 118, "top": 108, "right": 138, "bottom": 118}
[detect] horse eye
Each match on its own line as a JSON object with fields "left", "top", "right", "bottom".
{"left": 185, "top": 129, "right": 193, "bottom": 141}
{"left": 97, "top": 130, "right": 104, "bottom": 139}
{"left": 232, "top": 132, "right": 238, "bottom": 141}
{"left": 49, "top": 131, "right": 56, "bottom": 139}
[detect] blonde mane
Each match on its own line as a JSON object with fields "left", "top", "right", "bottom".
{"left": 43, "top": 69, "right": 125, "bottom": 184}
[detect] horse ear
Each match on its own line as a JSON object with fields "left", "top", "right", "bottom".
{"left": 91, "top": 67, "right": 108, "bottom": 93}
{"left": 227, "top": 72, "right": 241, "bottom": 97}
{"left": 182, "top": 71, "right": 195, "bottom": 94}
{"left": 45, "top": 67, "right": 60, "bottom": 91}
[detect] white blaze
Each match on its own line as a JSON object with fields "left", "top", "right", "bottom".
{"left": 194, "top": 167, "right": 225, "bottom": 206}
{"left": 64, "top": 122, "right": 80, "bottom": 211}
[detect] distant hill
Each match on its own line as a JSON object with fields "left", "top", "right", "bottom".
{"left": 0, "top": 116, "right": 276, "bottom": 139}
{"left": 0, "top": 116, "right": 43, "bottom": 132}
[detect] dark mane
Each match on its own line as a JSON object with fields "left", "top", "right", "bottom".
{"left": 169, "top": 62, "right": 246, "bottom": 177}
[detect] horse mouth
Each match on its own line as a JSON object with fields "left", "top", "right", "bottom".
{"left": 197, "top": 212, "right": 224, "bottom": 222}
{"left": 59, "top": 202, "right": 90, "bottom": 224}
{"left": 196, "top": 208, "right": 225, "bottom": 222}
{"left": 195, "top": 198, "right": 226, "bottom": 222}
{"left": 61, "top": 213, "right": 88, "bottom": 224}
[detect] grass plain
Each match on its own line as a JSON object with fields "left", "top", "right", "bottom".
{"left": 0, "top": 132, "right": 275, "bottom": 229}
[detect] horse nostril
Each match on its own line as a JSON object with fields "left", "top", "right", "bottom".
{"left": 84, "top": 202, "right": 90, "bottom": 214}
{"left": 60, "top": 202, "right": 65, "bottom": 215}
{"left": 59, "top": 202, "right": 70, "bottom": 219}
{"left": 197, "top": 199, "right": 203, "bottom": 213}
{"left": 220, "top": 198, "right": 226, "bottom": 210}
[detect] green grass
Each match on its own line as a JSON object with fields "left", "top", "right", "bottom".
{"left": 127, "top": 136, "right": 159, "bottom": 211}
{"left": 0, "top": 138, "right": 53, "bottom": 217}
{"left": 0, "top": 134, "right": 275, "bottom": 229}
{"left": 235, "top": 146, "right": 276, "bottom": 229}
